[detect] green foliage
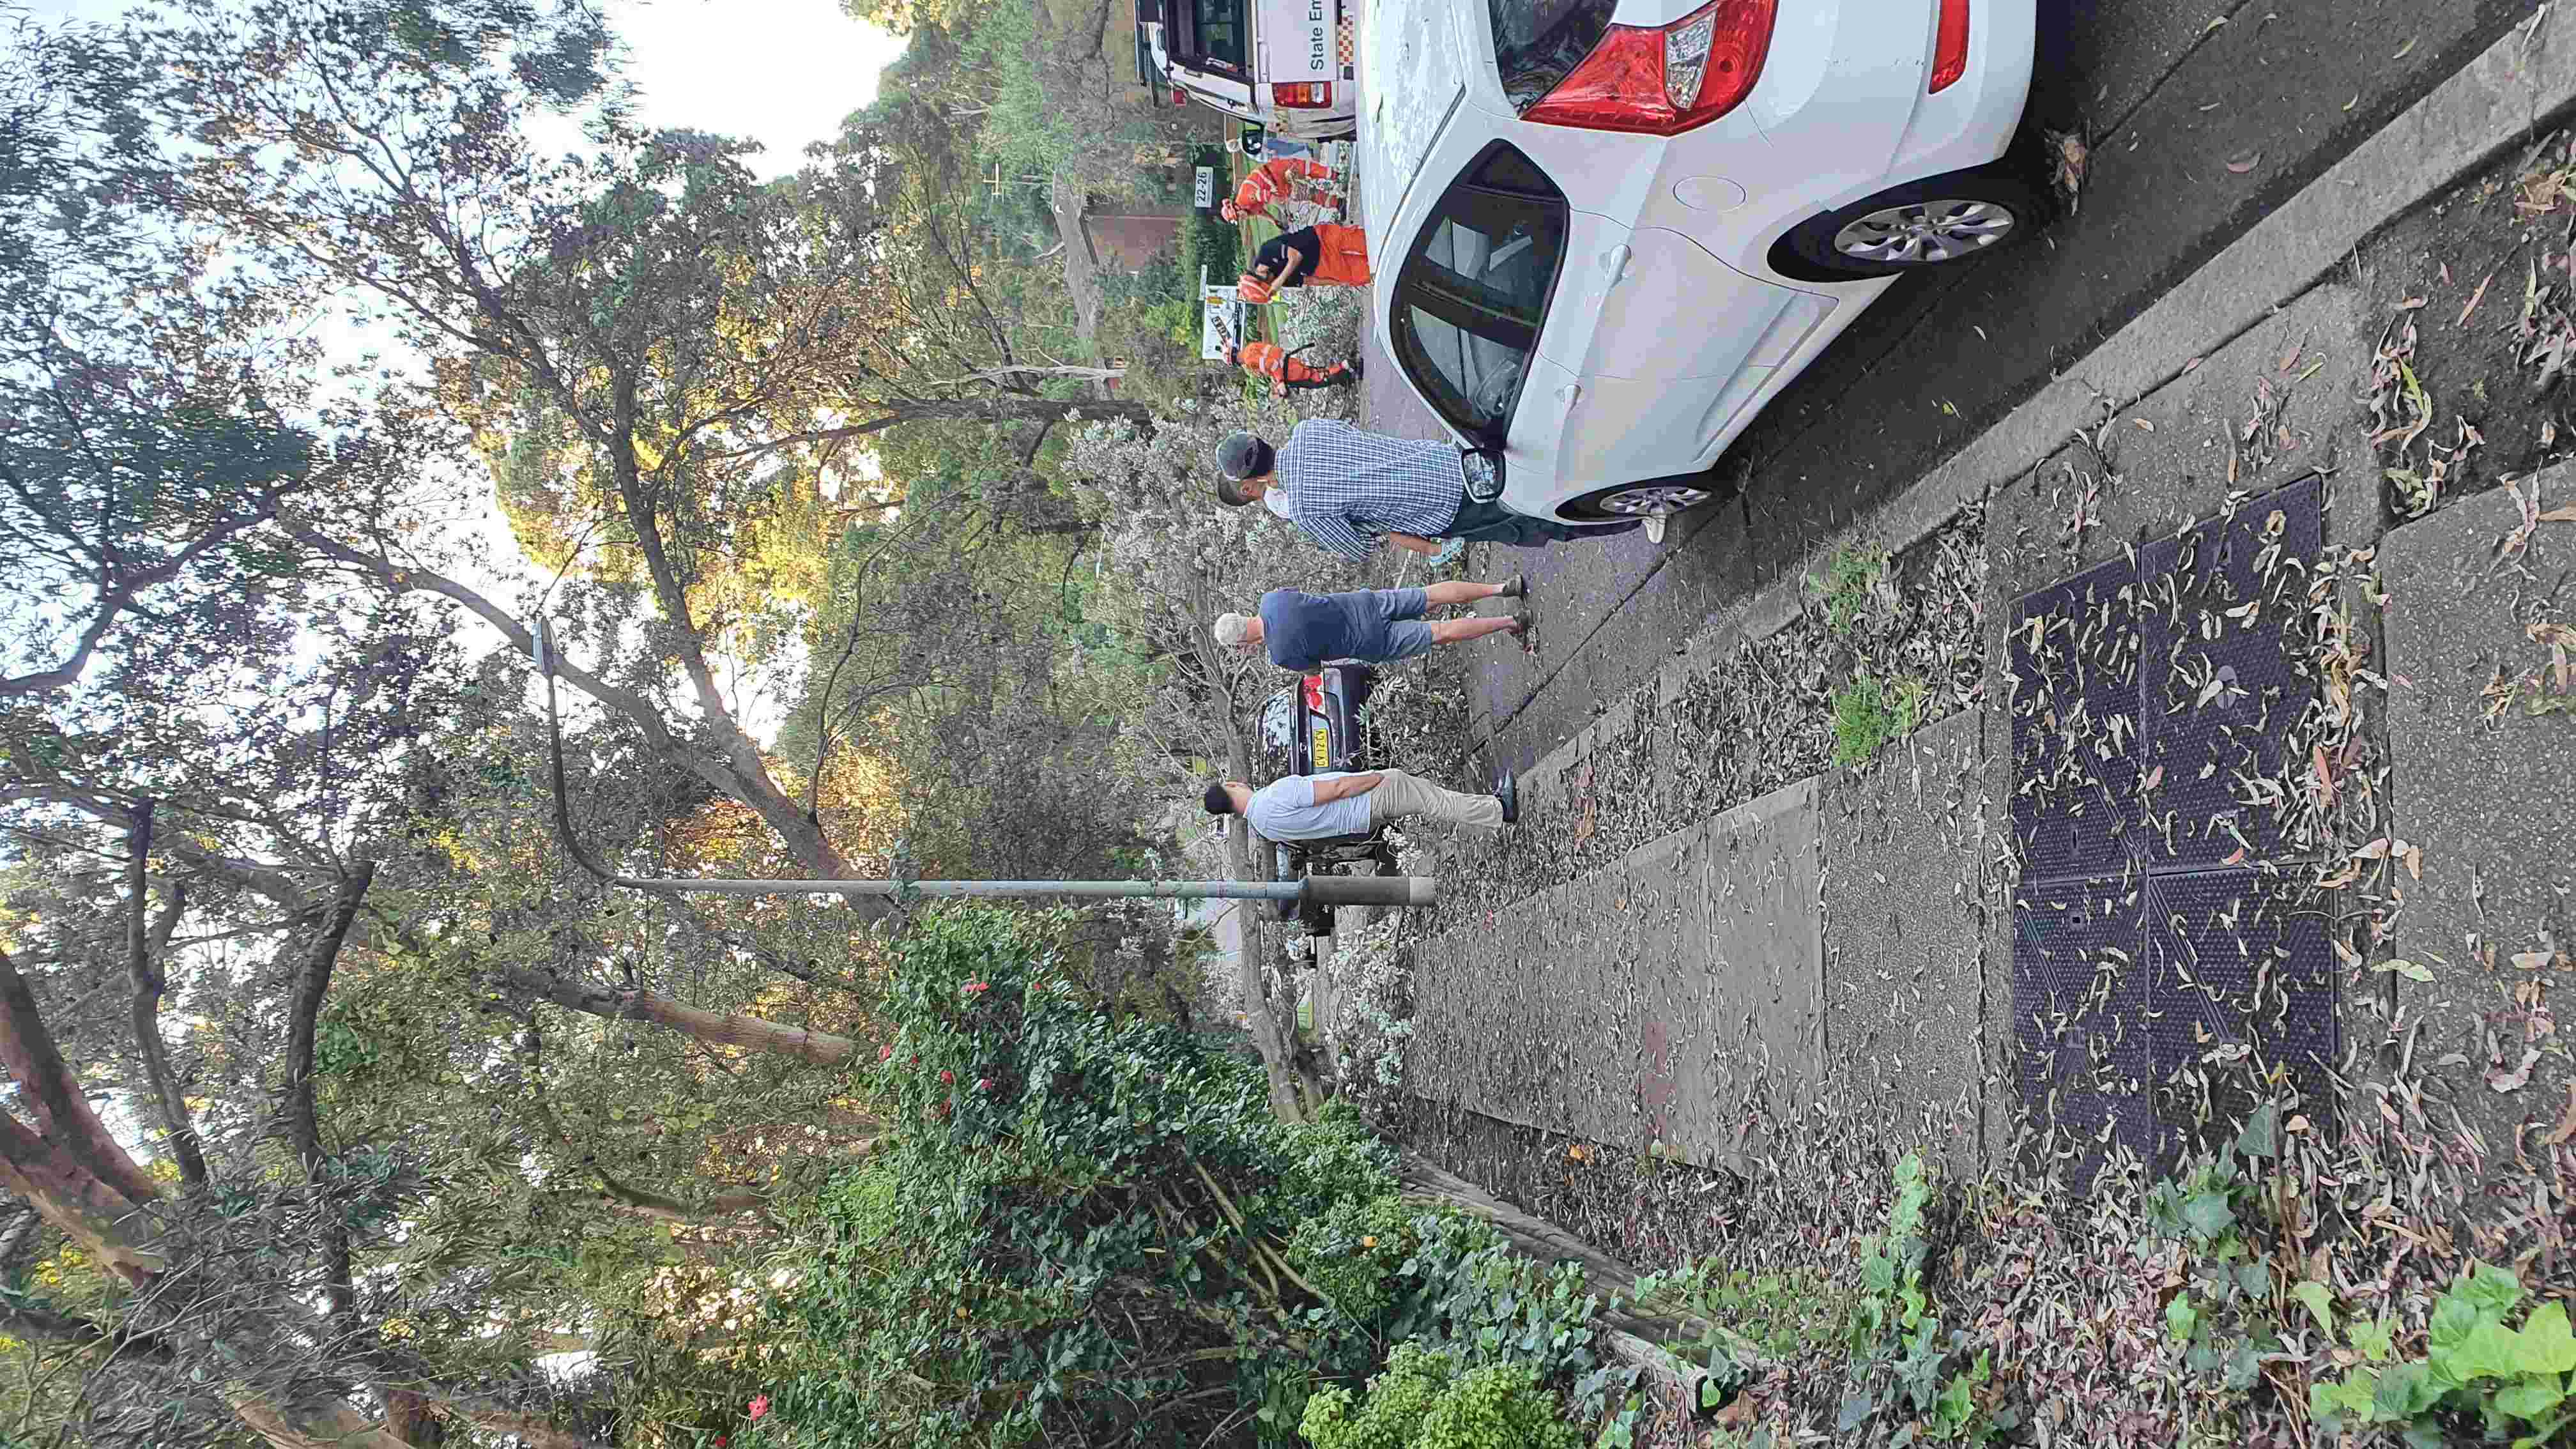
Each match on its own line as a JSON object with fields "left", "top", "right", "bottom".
{"left": 1675, "top": 1262, "right": 1848, "bottom": 1360}
{"left": 2308, "top": 1261, "right": 2576, "bottom": 1445}
{"left": 751, "top": 907, "right": 1618, "bottom": 1447}
{"left": 1815, "top": 544, "right": 1890, "bottom": 638}
{"left": 1839, "top": 1155, "right": 2004, "bottom": 1445}
{"left": 2134, "top": 1147, "right": 2281, "bottom": 1406}
{"left": 1300, "top": 1344, "right": 1581, "bottom": 1449}
{"left": 1830, "top": 672, "right": 1925, "bottom": 767}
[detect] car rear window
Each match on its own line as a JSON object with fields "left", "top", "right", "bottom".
{"left": 1390, "top": 144, "right": 1566, "bottom": 441}
{"left": 1174, "top": 0, "right": 1248, "bottom": 74}
{"left": 1487, "top": 0, "right": 1617, "bottom": 112}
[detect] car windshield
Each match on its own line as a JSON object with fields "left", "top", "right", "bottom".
{"left": 1486, "top": 0, "right": 1617, "bottom": 112}
{"left": 1172, "top": 0, "right": 1248, "bottom": 73}
{"left": 1391, "top": 145, "right": 1565, "bottom": 440}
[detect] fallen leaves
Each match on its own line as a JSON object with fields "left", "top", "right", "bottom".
{"left": 2487, "top": 1047, "right": 2542, "bottom": 1094}
{"left": 2541, "top": 1084, "right": 2576, "bottom": 1147}
{"left": 2048, "top": 128, "right": 2090, "bottom": 210}
{"left": 2458, "top": 270, "right": 2494, "bottom": 327}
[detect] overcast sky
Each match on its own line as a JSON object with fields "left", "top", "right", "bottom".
{"left": 21, "top": 0, "right": 906, "bottom": 176}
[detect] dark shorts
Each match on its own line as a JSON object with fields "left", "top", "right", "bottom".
{"left": 1444, "top": 495, "right": 1642, "bottom": 548}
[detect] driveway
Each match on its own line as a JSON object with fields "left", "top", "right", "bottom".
{"left": 1360, "top": 0, "right": 2544, "bottom": 774}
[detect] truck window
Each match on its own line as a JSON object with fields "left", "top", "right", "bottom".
{"left": 1173, "top": 0, "right": 1249, "bottom": 75}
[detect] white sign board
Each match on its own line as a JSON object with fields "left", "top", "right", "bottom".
{"left": 1193, "top": 165, "right": 1216, "bottom": 208}
{"left": 1197, "top": 266, "right": 1242, "bottom": 362}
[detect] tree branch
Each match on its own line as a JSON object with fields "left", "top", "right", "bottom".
{"left": 125, "top": 802, "right": 209, "bottom": 1190}
{"left": 0, "top": 947, "right": 162, "bottom": 1208}
{"left": 283, "top": 862, "right": 378, "bottom": 1321}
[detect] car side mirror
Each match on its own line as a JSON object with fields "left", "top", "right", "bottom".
{"left": 1460, "top": 443, "right": 1506, "bottom": 503}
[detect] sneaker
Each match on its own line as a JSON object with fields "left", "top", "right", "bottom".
{"left": 1643, "top": 513, "right": 1668, "bottom": 545}
{"left": 1496, "top": 771, "right": 1519, "bottom": 824}
{"left": 1505, "top": 608, "right": 1533, "bottom": 636}
{"left": 1499, "top": 572, "right": 1527, "bottom": 600}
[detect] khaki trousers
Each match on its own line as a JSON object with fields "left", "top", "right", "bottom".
{"left": 1364, "top": 769, "right": 1502, "bottom": 834}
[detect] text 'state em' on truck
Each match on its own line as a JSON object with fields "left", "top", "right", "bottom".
{"left": 1137, "top": 0, "right": 1356, "bottom": 141}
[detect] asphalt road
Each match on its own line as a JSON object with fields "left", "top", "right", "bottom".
{"left": 1360, "top": 0, "right": 2543, "bottom": 775}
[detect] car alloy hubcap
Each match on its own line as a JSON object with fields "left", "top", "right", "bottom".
{"left": 1598, "top": 484, "right": 1711, "bottom": 518}
{"left": 1834, "top": 198, "right": 2016, "bottom": 264}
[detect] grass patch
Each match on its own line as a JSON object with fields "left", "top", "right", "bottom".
{"left": 1830, "top": 672, "right": 1926, "bottom": 766}
{"left": 1814, "top": 544, "right": 1889, "bottom": 638}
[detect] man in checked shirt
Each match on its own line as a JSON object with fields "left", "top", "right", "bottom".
{"left": 1213, "top": 422, "right": 1650, "bottom": 562}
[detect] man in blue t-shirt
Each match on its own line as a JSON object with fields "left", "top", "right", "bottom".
{"left": 1212, "top": 577, "right": 1528, "bottom": 670}
{"left": 1202, "top": 767, "right": 1519, "bottom": 841}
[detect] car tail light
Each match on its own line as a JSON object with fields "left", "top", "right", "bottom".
{"left": 1170, "top": 84, "right": 1190, "bottom": 106}
{"left": 1273, "top": 81, "right": 1332, "bottom": 107}
{"left": 1929, "top": 0, "right": 1969, "bottom": 92}
{"left": 1523, "top": 0, "right": 1776, "bottom": 135}
{"left": 1300, "top": 675, "right": 1324, "bottom": 711}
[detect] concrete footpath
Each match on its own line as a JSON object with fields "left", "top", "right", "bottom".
{"left": 1384, "top": 10, "right": 2576, "bottom": 1188}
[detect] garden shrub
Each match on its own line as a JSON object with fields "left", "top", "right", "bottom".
{"left": 1300, "top": 1343, "right": 1581, "bottom": 1449}
{"left": 746, "top": 906, "right": 1624, "bottom": 1448}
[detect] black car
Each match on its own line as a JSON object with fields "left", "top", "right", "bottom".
{"left": 1254, "top": 661, "right": 1395, "bottom": 934}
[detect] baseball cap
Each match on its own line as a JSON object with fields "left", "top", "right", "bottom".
{"left": 1216, "top": 432, "right": 1274, "bottom": 480}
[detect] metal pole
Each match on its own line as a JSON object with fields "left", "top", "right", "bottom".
{"left": 531, "top": 619, "right": 1438, "bottom": 911}
{"left": 564, "top": 875, "right": 1437, "bottom": 907}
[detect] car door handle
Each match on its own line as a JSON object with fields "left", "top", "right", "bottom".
{"left": 1600, "top": 244, "right": 1631, "bottom": 282}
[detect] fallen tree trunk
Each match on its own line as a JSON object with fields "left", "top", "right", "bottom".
{"left": 1398, "top": 1153, "right": 1774, "bottom": 1407}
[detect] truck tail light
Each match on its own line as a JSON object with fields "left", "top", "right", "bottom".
{"left": 1273, "top": 81, "right": 1331, "bottom": 107}
{"left": 1522, "top": 0, "right": 1777, "bottom": 135}
{"left": 1170, "top": 84, "right": 1190, "bottom": 106}
{"left": 1929, "top": 0, "right": 1969, "bottom": 92}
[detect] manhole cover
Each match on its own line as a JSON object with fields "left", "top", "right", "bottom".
{"left": 2138, "top": 479, "right": 2325, "bottom": 870}
{"left": 2012, "top": 875, "right": 2153, "bottom": 1187}
{"left": 2008, "top": 475, "right": 2336, "bottom": 1188}
{"left": 2008, "top": 556, "right": 2143, "bottom": 880}
{"left": 2145, "top": 868, "right": 2339, "bottom": 1167}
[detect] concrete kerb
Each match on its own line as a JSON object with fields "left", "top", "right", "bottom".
{"left": 1496, "top": 2, "right": 2576, "bottom": 801}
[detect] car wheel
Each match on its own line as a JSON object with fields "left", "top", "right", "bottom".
{"left": 1558, "top": 476, "right": 1717, "bottom": 523}
{"left": 1768, "top": 166, "right": 2042, "bottom": 282}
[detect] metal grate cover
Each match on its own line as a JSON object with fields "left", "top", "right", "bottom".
{"left": 2009, "top": 556, "right": 2144, "bottom": 882}
{"left": 2009, "top": 475, "right": 2336, "bottom": 1188}
{"left": 2145, "top": 868, "right": 2340, "bottom": 1163}
{"left": 2138, "top": 477, "right": 2325, "bottom": 871}
{"left": 2012, "top": 875, "right": 2154, "bottom": 1189}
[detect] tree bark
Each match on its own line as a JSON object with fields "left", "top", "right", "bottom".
{"left": 126, "top": 802, "right": 211, "bottom": 1190}
{"left": 491, "top": 965, "right": 859, "bottom": 1065}
{"left": 284, "top": 863, "right": 377, "bottom": 1321}
{"left": 0, "top": 947, "right": 163, "bottom": 1208}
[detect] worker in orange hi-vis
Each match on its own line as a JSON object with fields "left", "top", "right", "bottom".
{"left": 1235, "top": 224, "right": 1370, "bottom": 304}
{"left": 1225, "top": 339, "right": 1361, "bottom": 396}
{"left": 1218, "top": 156, "right": 1340, "bottom": 226}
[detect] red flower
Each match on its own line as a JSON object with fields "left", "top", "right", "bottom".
{"left": 976, "top": 1077, "right": 992, "bottom": 1091}
{"left": 963, "top": 980, "right": 990, "bottom": 996}
{"left": 940, "top": 1070, "right": 954, "bottom": 1084}
{"left": 879, "top": 1044, "right": 893, "bottom": 1062}
{"left": 747, "top": 1394, "right": 770, "bottom": 1421}
{"left": 716, "top": 1439, "right": 729, "bottom": 1447}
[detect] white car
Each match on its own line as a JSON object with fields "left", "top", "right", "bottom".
{"left": 1361, "top": 0, "right": 2036, "bottom": 527}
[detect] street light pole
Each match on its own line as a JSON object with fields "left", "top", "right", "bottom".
{"left": 532, "top": 620, "right": 1436, "bottom": 909}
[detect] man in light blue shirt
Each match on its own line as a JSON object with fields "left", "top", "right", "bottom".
{"left": 1202, "top": 767, "right": 1517, "bottom": 841}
